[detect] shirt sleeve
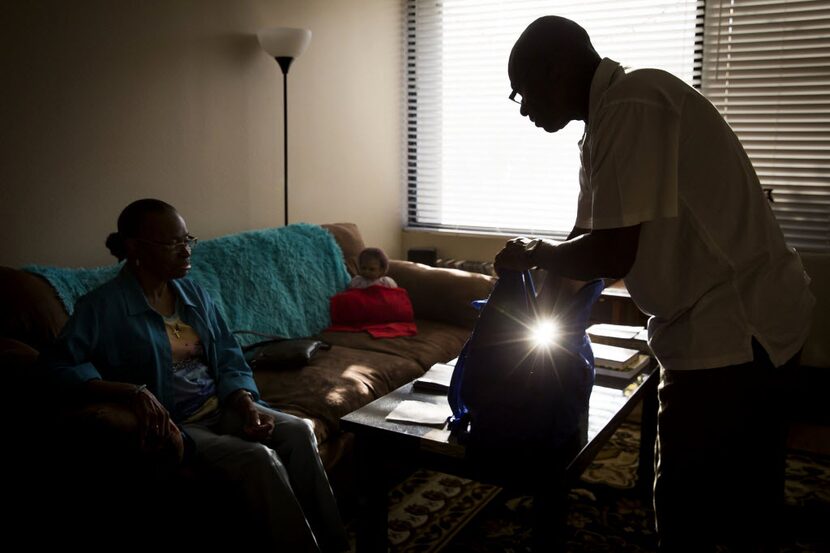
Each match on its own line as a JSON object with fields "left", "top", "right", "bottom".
{"left": 575, "top": 157, "right": 593, "bottom": 229}
{"left": 588, "top": 100, "right": 680, "bottom": 229}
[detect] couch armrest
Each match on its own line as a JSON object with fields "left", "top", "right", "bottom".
{"left": 1, "top": 337, "right": 39, "bottom": 370}
{"left": 387, "top": 260, "right": 495, "bottom": 329}
{"left": 57, "top": 402, "right": 184, "bottom": 475}
{"left": 1, "top": 337, "right": 40, "bottom": 399}
{"left": 0, "top": 266, "right": 68, "bottom": 351}
{"left": 321, "top": 223, "right": 366, "bottom": 277}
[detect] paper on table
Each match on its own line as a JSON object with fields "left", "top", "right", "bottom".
{"left": 592, "top": 343, "right": 640, "bottom": 369}
{"left": 412, "top": 363, "right": 454, "bottom": 393}
{"left": 594, "top": 353, "right": 651, "bottom": 380}
{"left": 587, "top": 324, "right": 650, "bottom": 353}
{"left": 385, "top": 400, "right": 451, "bottom": 426}
{"left": 587, "top": 323, "right": 644, "bottom": 340}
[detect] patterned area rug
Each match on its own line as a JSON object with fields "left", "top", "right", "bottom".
{"left": 350, "top": 422, "right": 830, "bottom": 552}
{"left": 387, "top": 469, "right": 502, "bottom": 552}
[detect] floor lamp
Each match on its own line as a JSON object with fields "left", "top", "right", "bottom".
{"left": 257, "top": 27, "right": 312, "bottom": 226}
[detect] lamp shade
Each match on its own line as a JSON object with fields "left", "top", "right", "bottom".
{"left": 257, "top": 27, "right": 311, "bottom": 59}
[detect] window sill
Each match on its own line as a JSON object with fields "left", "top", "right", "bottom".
{"left": 402, "top": 225, "right": 565, "bottom": 242}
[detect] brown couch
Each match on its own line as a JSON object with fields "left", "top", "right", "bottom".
{"left": 0, "top": 222, "right": 494, "bottom": 544}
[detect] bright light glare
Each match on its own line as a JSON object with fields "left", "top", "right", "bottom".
{"left": 530, "top": 320, "right": 559, "bottom": 348}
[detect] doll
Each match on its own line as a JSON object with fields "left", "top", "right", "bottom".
{"left": 349, "top": 247, "right": 398, "bottom": 289}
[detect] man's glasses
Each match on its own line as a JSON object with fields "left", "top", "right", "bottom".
{"left": 509, "top": 90, "right": 523, "bottom": 105}
{"left": 135, "top": 235, "right": 198, "bottom": 251}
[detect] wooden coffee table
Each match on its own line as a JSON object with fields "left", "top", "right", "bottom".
{"left": 341, "top": 362, "right": 658, "bottom": 552}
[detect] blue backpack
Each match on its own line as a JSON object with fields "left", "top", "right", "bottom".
{"left": 448, "top": 270, "right": 604, "bottom": 452}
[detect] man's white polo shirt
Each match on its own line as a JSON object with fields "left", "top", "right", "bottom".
{"left": 576, "top": 58, "right": 814, "bottom": 371}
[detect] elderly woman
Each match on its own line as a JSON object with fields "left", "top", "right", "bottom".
{"left": 41, "top": 198, "right": 348, "bottom": 552}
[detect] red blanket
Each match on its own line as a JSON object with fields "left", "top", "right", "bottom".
{"left": 327, "top": 286, "right": 417, "bottom": 338}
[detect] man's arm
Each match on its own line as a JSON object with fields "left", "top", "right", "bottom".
{"left": 495, "top": 224, "right": 641, "bottom": 280}
{"left": 537, "top": 225, "right": 640, "bottom": 279}
{"left": 567, "top": 226, "right": 591, "bottom": 240}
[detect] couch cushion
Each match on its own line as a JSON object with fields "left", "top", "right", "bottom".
{"left": 254, "top": 345, "right": 426, "bottom": 445}
{"left": 321, "top": 223, "right": 365, "bottom": 277}
{"left": 0, "top": 267, "right": 67, "bottom": 351}
{"left": 319, "top": 319, "right": 470, "bottom": 371}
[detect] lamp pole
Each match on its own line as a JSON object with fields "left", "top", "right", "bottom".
{"left": 277, "top": 57, "right": 293, "bottom": 227}
{"left": 256, "top": 27, "right": 311, "bottom": 227}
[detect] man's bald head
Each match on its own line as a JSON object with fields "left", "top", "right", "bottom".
{"left": 509, "top": 16, "right": 599, "bottom": 84}
{"left": 508, "top": 16, "right": 601, "bottom": 131}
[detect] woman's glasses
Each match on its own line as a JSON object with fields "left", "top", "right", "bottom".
{"left": 135, "top": 235, "right": 198, "bottom": 251}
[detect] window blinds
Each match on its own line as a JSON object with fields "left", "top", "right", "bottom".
{"left": 406, "top": 0, "right": 703, "bottom": 238}
{"left": 702, "top": 0, "right": 830, "bottom": 252}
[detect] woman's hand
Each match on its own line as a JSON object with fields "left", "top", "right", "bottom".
{"left": 229, "top": 389, "right": 275, "bottom": 441}
{"left": 131, "top": 386, "right": 176, "bottom": 454}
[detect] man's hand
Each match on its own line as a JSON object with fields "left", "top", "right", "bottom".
{"left": 494, "top": 236, "right": 536, "bottom": 272}
{"left": 230, "top": 389, "right": 275, "bottom": 441}
{"left": 496, "top": 225, "right": 641, "bottom": 281}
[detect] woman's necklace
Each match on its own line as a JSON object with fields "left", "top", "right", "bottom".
{"left": 166, "top": 320, "right": 182, "bottom": 339}
{"left": 141, "top": 279, "right": 184, "bottom": 341}
{"left": 161, "top": 293, "right": 182, "bottom": 339}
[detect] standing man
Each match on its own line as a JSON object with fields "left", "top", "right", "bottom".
{"left": 495, "top": 16, "right": 815, "bottom": 552}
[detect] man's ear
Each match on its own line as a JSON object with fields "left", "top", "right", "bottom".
{"left": 538, "top": 63, "right": 561, "bottom": 95}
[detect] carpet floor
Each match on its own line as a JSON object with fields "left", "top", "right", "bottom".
{"left": 348, "top": 422, "right": 830, "bottom": 552}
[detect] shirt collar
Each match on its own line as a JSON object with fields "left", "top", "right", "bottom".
{"left": 588, "top": 58, "right": 625, "bottom": 127}
{"left": 116, "top": 268, "right": 152, "bottom": 316}
{"left": 169, "top": 277, "right": 198, "bottom": 309}
{"left": 116, "top": 268, "right": 197, "bottom": 316}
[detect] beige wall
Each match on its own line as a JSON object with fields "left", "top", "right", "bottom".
{"left": 0, "top": 0, "right": 402, "bottom": 268}
{"left": 402, "top": 229, "right": 509, "bottom": 264}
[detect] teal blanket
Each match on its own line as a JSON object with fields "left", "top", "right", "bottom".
{"left": 25, "top": 224, "right": 350, "bottom": 346}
